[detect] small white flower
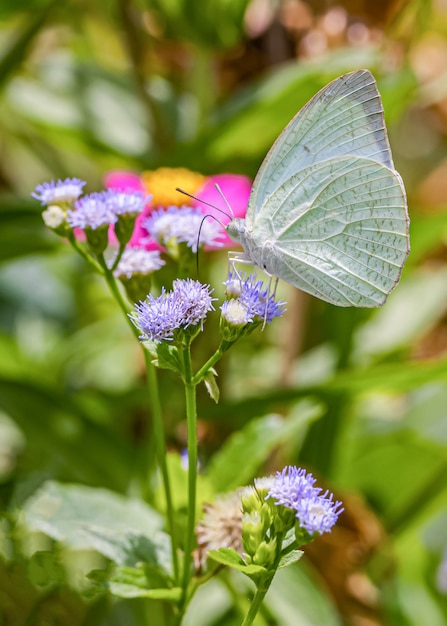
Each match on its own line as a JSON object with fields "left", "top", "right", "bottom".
{"left": 42, "top": 205, "right": 66, "bottom": 229}
{"left": 221, "top": 299, "right": 251, "bottom": 326}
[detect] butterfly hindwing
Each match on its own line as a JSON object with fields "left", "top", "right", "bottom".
{"left": 249, "top": 155, "right": 408, "bottom": 306}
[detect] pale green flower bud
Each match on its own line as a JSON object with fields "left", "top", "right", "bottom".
{"left": 253, "top": 538, "right": 277, "bottom": 568}
{"left": 42, "top": 205, "right": 70, "bottom": 236}
{"left": 240, "top": 486, "right": 262, "bottom": 513}
{"left": 242, "top": 512, "right": 264, "bottom": 556}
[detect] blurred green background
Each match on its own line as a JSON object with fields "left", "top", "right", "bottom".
{"left": 2, "top": 0, "right": 447, "bottom": 624}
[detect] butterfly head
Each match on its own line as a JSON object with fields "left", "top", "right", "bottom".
{"left": 226, "top": 217, "right": 247, "bottom": 246}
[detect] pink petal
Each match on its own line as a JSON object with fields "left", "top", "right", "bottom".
{"left": 194, "top": 174, "right": 251, "bottom": 248}
{"left": 104, "top": 171, "right": 161, "bottom": 250}
{"left": 104, "top": 170, "right": 144, "bottom": 192}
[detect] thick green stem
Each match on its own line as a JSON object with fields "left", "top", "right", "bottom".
{"left": 179, "top": 344, "right": 198, "bottom": 612}
{"left": 241, "top": 577, "right": 273, "bottom": 626}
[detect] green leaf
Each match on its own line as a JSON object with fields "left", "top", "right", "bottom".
{"left": 27, "top": 550, "right": 65, "bottom": 588}
{"left": 207, "top": 401, "right": 322, "bottom": 492}
{"left": 404, "top": 209, "right": 447, "bottom": 267}
{"left": 204, "top": 358, "right": 447, "bottom": 424}
{"left": 96, "top": 566, "right": 181, "bottom": 600}
{"left": 0, "top": 1, "right": 56, "bottom": 90}
{"left": 203, "top": 368, "right": 219, "bottom": 403}
{"left": 277, "top": 550, "right": 304, "bottom": 569}
{"left": 354, "top": 267, "right": 447, "bottom": 358}
{"left": 207, "top": 548, "right": 267, "bottom": 577}
{"left": 23, "top": 481, "right": 163, "bottom": 549}
{"left": 81, "top": 526, "right": 173, "bottom": 578}
{"left": 0, "top": 197, "right": 58, "bottom": 262}
{"left": 153, "top": 343, "right": 183, "bottom": 374}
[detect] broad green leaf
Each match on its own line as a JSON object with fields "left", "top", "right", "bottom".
{"left": 207, "top": 401, "right": 323, "bottom": 492}
{"left": 205, "top": 358, "right": 447, "bottom": 424}
{"left": 181, "top": 51, "right": 417, "bottom": 173}
{"left": 23, "top": 481, "right": 163, "bottom": 549}
{"left": 354, "top": 267, "right": 447, "bottom": 358}
{"left": 92, "top": 565, "right": 181, "bottom": 600}
{"left": 0, "top": 377, "right": 134, "bottom": 490}
{"left": 81, "top": 526, "right": 173, "bottom": 577}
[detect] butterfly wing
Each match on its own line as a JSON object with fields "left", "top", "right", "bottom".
{"left": 248, "top": 155, "right": 409, "bottom": 307}
{"left": 247, "top": 69, "right": 394, "bottom": 228}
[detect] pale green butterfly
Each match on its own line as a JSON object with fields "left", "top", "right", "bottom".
{"left": 226, "top": 69, "right": 410, "bottom": 307}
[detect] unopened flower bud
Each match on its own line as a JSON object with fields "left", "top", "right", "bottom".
{"left": 253, "top": 538, "right": 277, "bottom": 568}
{"left": 42, "top": 205, "right": 69, "bottom": 235}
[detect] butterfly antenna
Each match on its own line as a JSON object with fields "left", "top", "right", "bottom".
{"left": 214, "top": 183, "right": 235, "bottom": 220}
{"left": 176, "top": 187, "right": 232, "bottom": 220}
{"left": 195, "top": 214, "right": 228, "bottom": 278}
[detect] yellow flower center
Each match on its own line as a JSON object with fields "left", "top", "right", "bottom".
{"left": 141, "top": 167, "right": 206, "bottom": 207}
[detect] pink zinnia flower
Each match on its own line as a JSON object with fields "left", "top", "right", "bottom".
{"left": 104, "top": 168, "right": 251, "bottom": 251}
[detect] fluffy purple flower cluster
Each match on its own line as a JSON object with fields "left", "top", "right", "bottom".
{"left": 222, "top": 272, "right": 286, "bottom": 325}
{"left": 31, "top": 178, "right": 86, "bottom": 205}
{"left": 67, "top": 190, "right": 146, "bottom": 230}
{"left": 131, "top": 279, "right": 215, "bottom": 343}
{"left": 143, "top": 206, "right": 224, "bottom": 252}
{"left": 267, "top": 466, "right": 344, "bottom": 535}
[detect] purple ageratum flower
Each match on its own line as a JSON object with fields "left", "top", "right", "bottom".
{"left": 130, "top": 279, "right": 215, "bottom": 343}
{"left": 143, "top": 206, "right": 224, "bottom": 252}
{"left": 224, "top": 273, "right": 286, "bottom": 324}
{"left": 171, "top": 278, "right": 216, "bottom": 328}
{"left": 131, "top": 288, "right": 181, "bottom": 343}
{"left": 103, "top": 189, "right": 148, "bottom": 217}
{"left": 267, "top": 466, "right": 318, "bottom": 510}
{"left": 31, "top": 178, "right": 86, "bottom": 205}
{"left": 267, "top": 466, "right": 343, "bottom": 535}
{"left": 295, "top": 489, "right": 344, "bottom": 535}
{"left": 67, "top": 191, "right": 117, "bottom": 230}
{"left": 112, "top": 247, "right": 165, "bottom": 279}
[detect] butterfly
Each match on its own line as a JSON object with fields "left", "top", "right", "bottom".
{"left": 226, "top": 69, "right": 410, "bottom": 307}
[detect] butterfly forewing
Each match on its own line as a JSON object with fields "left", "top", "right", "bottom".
{"left": 248, "top": 69, "right": 394, "bottom": 226}
{"left": 250, "top": 155, "right": 408, "bottom": 306}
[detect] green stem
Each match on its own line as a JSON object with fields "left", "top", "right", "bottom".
{"left": 99, "top": 256, "right": 179, "bottom": 582}
{"left": 179, "top": 344, "right": 198, "bottom": 613}
{"left": 191, "top": 347, "right": 223, "bottom": 385}
{"left": 143, "top": 350, "right": 180, "bottom": 583}
{"left": 110, "top": 241, "right": 126, "bottom": 271}
{"left": 67, "top": 232, "right": 104, "bottom": 274}
{"left": 98, "top": 255, "right": 138, "bottom": 338}
{"left": 241, "top": 577, "right": 273, "bottom": 626}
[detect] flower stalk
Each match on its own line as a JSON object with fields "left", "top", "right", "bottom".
{"left": 180, "top": 343, "right": 199, "bottom": 613}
